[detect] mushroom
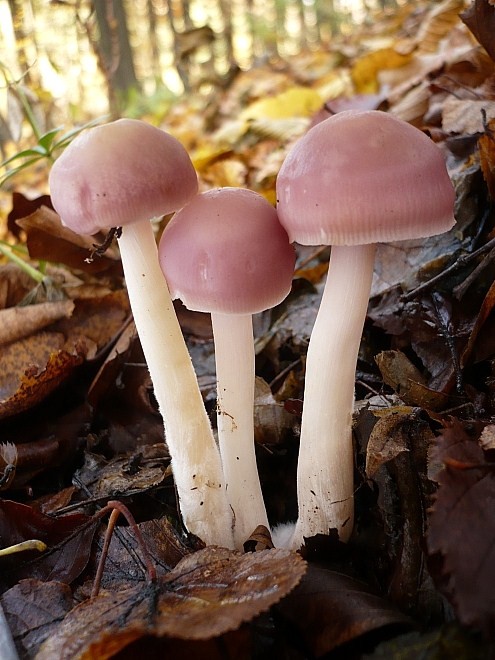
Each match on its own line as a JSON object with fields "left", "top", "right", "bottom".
{"left": 276, "top": 110, "right": 456, "bottom": 549}
{"left": 159, "top": 187, "right": 295, "bottom": 548}
{"left": 49, "top": 119, "right": 234, "bottom": 548}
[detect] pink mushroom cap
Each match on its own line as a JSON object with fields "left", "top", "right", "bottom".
{"left": 159, "top": 188, "right": 296, "bottom": 315}
{"left": 276, "top": 110, "right": 456, "bottom": 245}
{"left": 49, "top": 118, "right": 198, "bottom": 235}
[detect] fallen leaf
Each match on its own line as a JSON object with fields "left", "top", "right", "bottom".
{"left": 427, "top": 419, "right": 495, "bottom": 637}
{"left": 0, "top": 299, "right": 75, "bottom": 345}
{"left": 460, "top": 0, "right": 495, "bottom": 61}
{"left": 375, "top": 350, "right": 449, "bottom": 410}
{"left": 17, "top": 206, "right": 121, "bottom": 275}
{"left": 0, "top": 500, "right": 98, "bottom": 585}
{"left": 275, "top": 564, "right": 411, "bottom": 657}
{"left": 36, "top": 547, "right": 306, "bottom": 659}
{"left": 1, "top": 579, "right": 73, "bottom": 659}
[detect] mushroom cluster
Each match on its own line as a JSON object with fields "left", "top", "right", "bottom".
{"left": 48, "top": 110, "right": 455, "bottom": 551}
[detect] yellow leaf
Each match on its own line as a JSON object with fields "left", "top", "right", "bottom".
{"left": 351, "top": 48, "right": 412, "bottom": 94}
{"left": 241, "top": 86, "right": 323, "bottom": 121}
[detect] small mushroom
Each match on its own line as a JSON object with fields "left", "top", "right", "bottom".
{"left": 159, "top": 187, "right": 295, "bottom": 548}
{"left": 276, "top": 110, "right": 455, "bottom": 549}
{"left": 49, "top": 119, "right": 234, "bottom": 548}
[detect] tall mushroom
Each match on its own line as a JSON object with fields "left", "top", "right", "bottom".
{"left": 276, "top": 110, "right": 455, "bottom": 549}
{"left": 49, "top": 119, "right": 234, "bottom": 548}
{"left": 159, "top": 187, "right": 295, "bottom": 548}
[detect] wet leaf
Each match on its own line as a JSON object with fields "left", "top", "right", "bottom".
{"left": 1, "top": 579, "right": 74, "bottom": 659}
{"left": 36, "top": 547, "right": 306, "bottom": 659}
{"left": 0, "top": 500, "right": 98, "bottom": 585}
{"left": 275, "top": 565, "right": 411, "bottom": 657}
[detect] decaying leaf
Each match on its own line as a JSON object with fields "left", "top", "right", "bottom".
{"left": 427, "top": 419, "right": 495, "bottom": 637}
{"left": 0, "top": 500, "right": 98, "bottom": 585}
{"left": 36, "top": 547, "right": 306, "bottom": 659}
{"left": 1, "top": 579, "right": 74, "bottom": 659}
{"left": 0, "top": 290, "right": 130, "bottom": 419}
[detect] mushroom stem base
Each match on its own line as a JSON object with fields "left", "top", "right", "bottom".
{"left": 212, "top": 312, "right": 269, "bottom": 549}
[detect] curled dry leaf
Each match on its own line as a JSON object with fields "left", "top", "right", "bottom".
{"left": 375, "top": 350, "right": 449, "bottom": 410}
{"left": 36, "top": 547, "right": 306, "bottom": 659}
{"left": 16, "top": 206, "right": 121, "bottom": 275}
{"left": 0, "top": 299, "right": 75, "bottom": 346}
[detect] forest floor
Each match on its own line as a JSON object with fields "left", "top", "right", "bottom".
{"left": 1, "top": 1, "right": 495, "bottom": 658}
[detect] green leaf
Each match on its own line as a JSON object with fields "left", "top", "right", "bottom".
{"left": 0, "top": 157, "right": 43, "bottom": 187}
{"left": 52, "top": 115, "right": 108, "bottom": 153}
{"left": 37, "top": 126, "right": 63, "bottom": 151}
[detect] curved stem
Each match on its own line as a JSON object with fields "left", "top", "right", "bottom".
{"left": 118, "top": 222, "right": 234, "bottom": 549}
{"left": 211, "top": 312, "right": 269, "bottom": 549}
{"left": 290, "top": 244, "right": 376, "bottom": 549}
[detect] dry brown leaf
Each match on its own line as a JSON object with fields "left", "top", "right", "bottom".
{"left": 416, "top": 0, "right": 466, "bottom": 54}
{"left": 0, "top": 291, "right": 129, "bottom": 419}
{"left": 366, "top": 410, "right": 435, "bottom": 478}
{"left": 36, "top": 547, "right": 306, "bottom": 659}
{"left": 0, "top": 332, "right": 87, "bottom": 415}
{"left": 17, "top": 206, "right": 121, "bottom": 275}
{"left": 460, "top": 0, "right": 495, "bottom": 61}
{"left": 375, "top": 350, "right": 449, "bottom": 410}
{"left": 442, "top": 98, "right": 495, "bottom": 134}
{"left": 479, "top": 117, "right": 495, "bottom": 199}
{"left": 0, "top": 300, "right": 75, "bottom": 346}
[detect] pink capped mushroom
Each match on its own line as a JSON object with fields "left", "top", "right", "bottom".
{"left": 49, "top": 119, "right": 234, "bottom": 548}
{"left": 159, "top": 187, "right": 295, "bottom": 548}
{"left": 276, "top": 110, "right": 456, "bottom": 549}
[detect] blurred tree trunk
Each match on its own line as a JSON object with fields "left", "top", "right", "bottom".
{"left": 93, "top": 0, "right": 139, "bottom": 115}
{"left": 146, "top": 0, "right": 162, "bottom": 83}
{"left": 7, "top": 0, "right": 40, "bottom": 87}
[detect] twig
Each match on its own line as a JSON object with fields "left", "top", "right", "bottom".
{"left": 91, "top": 500, "right": 157, "bottom": 598}
{"left": 402, "top": 233, "right": 495, "bottom": 302}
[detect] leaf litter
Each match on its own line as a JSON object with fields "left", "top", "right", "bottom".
{"left": 1, "top": 0, "right": 495, "bottom": 657}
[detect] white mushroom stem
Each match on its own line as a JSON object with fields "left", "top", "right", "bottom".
{"left": 211, "top": 312, "right": 270, "bottom": 549}
{"left": 289, "top": 243, "right": 376, "bottom": 550}
{"left": 117, "top": 221, "right": 234, "bottom": 549}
